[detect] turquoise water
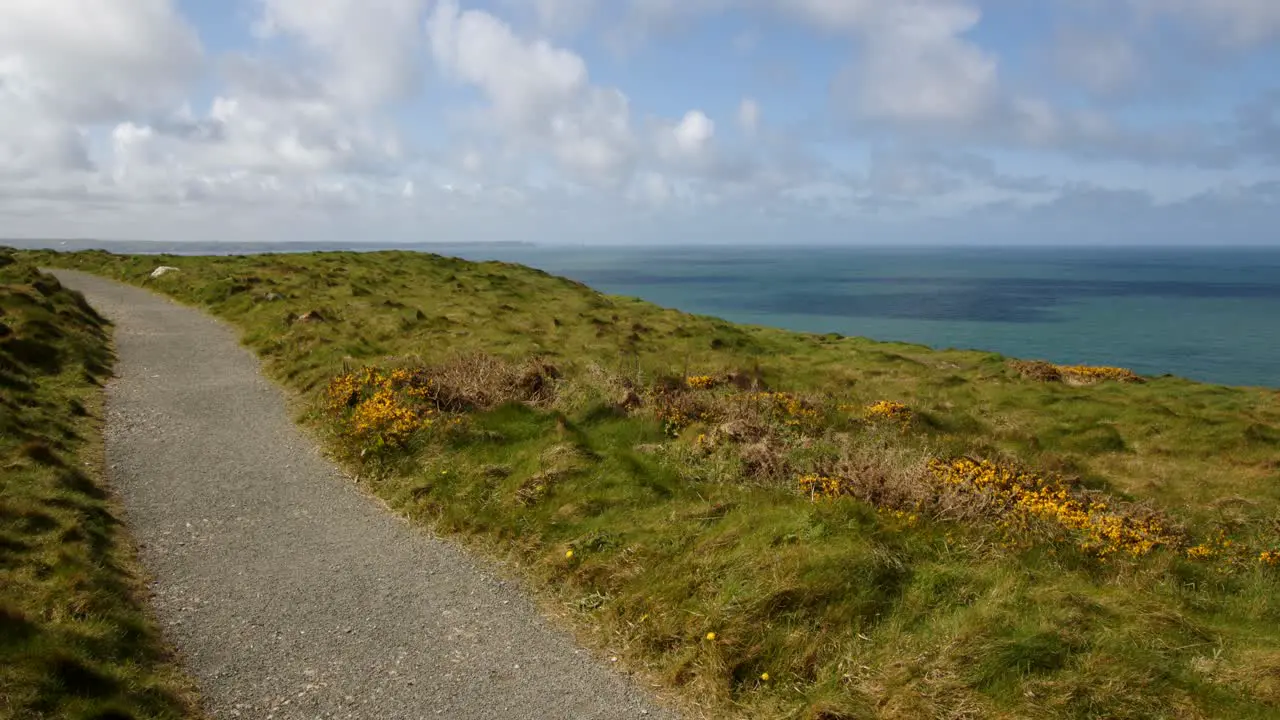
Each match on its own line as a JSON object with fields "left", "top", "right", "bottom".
{"left": 448, "top": 246, "right": 1280, "bottom": 389}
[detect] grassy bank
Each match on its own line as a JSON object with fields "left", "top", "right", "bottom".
{"left": 27, "top": 249, "right": 1280, "bottom": 719}
{"left": 0, "top": 252, "right": 197, "bottom": 719}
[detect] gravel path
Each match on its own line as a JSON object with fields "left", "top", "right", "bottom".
{"left": 53, "top": 270, "right": 675, "bottom": 720}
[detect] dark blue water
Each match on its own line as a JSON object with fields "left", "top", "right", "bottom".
{"left": 446, "top": 246, "right": 1280, "bottom": 388}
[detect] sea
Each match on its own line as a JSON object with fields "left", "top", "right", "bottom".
{"left": 12, "top": 240, "right": 1280, "bottom": 388}
{"left": 446, "top": 245, "right": 1280, "bottom": 389}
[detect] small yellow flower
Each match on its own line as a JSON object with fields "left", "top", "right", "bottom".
{"left": 565, "top": 549, "right": 574, "bottom": 559}
{"left": 760, "top": 672, "right": 769, "bottom": 681}
{"left": 705, "top": 632, "right": 716, "bottom": 641}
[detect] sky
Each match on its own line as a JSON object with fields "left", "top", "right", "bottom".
{"left": 1, "top": 0, "right": 1278, "bottom": 246}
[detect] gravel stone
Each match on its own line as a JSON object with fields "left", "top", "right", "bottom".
{"left": 53, "top": 270, "right": 676, "bottom": 720}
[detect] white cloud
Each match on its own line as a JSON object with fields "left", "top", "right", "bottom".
{"left": 672, "top": 111, "right": 715, "bottom": 155}
{"left": 83, "top": 0, "right": 417, "bottom": 209}
{"left": 254, "top": 0, "right": 426, "bottom": 106}
{"left": 460, "top": 150, "right": 485, "bottom": 174}
{"left": 0, "top": 0, "right": 202, "bottom": 180}
{"left": 427, "top": 0, "right": 636, "bottom": 185}
{"left": 629, "top": 171, "right": 674, "bottom": 206}
{"left": 429, "top": 1, "right": 588, "bottom": 126}
{"left": 738, "top": 98, "right": 760, "bottom": 135}
{"left": 0, "top": 0, "right": 202, "bottom": 123}
{"left": 836, "top": 3, "right": 999, "bottom": 125}
{"left": 0, "top": 97, "right": 93, "bottom": 178}
{"left": 548, "top": 88, "right": 636, "bottom": 182}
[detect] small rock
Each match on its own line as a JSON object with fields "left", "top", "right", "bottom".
{"left": 296, "top": 310, "right": 326, "bottom": 324}
{"left": 149, "top": 266, "right": 180, "bottom": 279}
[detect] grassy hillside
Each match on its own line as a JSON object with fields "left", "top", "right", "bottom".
{"left": 0, "top": 252, "right": 197, "bottom": 719}
{"left": 27, "top": 249, "right": 1280, "bottom": 719}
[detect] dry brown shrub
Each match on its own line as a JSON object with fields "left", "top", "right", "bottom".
{"left": 546, "top": 361, "right": 666, "bottom": 415}
{"left": 739, "top": 439, "right": 792, "bottom": 482}
{"left": 424, "top": 352, "right": 559, "bottom": 411}
{"left": 709, "top": 419, "right": 768, "bottom": 445}
{"left": 650, "top": 374, "right": 686, "bottom": 394}
{"left": 725, "top": 368, "right": 768, "bottom": 391}
{"left": 1009, "top": 360, "right": 1063, "bottom": 382}
{"left": 647, "top": 386, "right": 718, "bottom": 436}
{"left": 830, "top": 440, "right": 939, "bottom": 512}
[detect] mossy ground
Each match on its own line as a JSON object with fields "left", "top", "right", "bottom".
{"left": 0, "top": 252, "right": 198, "bottom": 719}
{"left": 25, "top": 248, "right": 1280, "bottom": 719}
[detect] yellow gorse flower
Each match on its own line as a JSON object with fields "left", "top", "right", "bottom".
{"left": 750, "top": 391, "right": 819, "bottom": 427}
{"left": 882, "top": 508, "right": 920, "bottom": 527}
{"left": 864, "top": 400, "right": 912, "bottom": 426}
{"left": 799, "top": 459, "right": 1273, "bottom": 565}
{"left": 927, "top": 458, "right": 1179, "bottom": 558}
{"left": 324, "top": 366, "right": 441, "bottom": 447}
{"left": 685, "top": 374, "right": 721, "bottom": 390}
{"left": 1055, "top": 364, "right": 1142, "bottom": 383}
{"left": 797, "top": 474, "right": 847, "bottom": 500}
{"left": 349, "top": 387, "right": 425, "bottom": 444}
{"left": 1186, "top": 544, "right": 1214, "bottom": 559}
{"left": 659, "top": 407, "right": 704, "bottom": 437}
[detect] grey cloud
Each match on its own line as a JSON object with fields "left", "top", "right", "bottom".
{"left": 1237, "top": 91, "right": 1280, "bottom": 162}
{"left": 148, "top": 115, "right": 227, "bottom": 145}
{"left": 959, "top": 181, "right": 1280, "bottom": 245}
{"left": 1050, "top": 29, "right": 1144, "bottom": 99}
{"left": 863, "top": 147, "right": 1057, "bottom": 198}
{"left": 222, "top": 54, "right": 330, "bottom": 102}
{"left": 917, "top": 150, "right": 1057, "bottom": 193}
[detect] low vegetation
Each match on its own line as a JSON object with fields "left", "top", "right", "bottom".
{"left": 1009, "top": 359, "right": 1145, "bottom": 385}
{"left": 25, "top": 249, "right": 1280, "bottom": 719}
{"left": 0, "top": 252, "right": 197, "bottom": 719}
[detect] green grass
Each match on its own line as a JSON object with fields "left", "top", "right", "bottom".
{"left": 0, "top": 252, "right": 198, "bottom": 720}
{"left": 24, "top": 248, "right": 1280, "bottom": 719}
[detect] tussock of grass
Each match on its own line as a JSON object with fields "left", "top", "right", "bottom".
{"left": 0, "top": 251, "right": 197, "bottom": 719}
{"left": 25, "top": 248, "right": 1280, "bottom": 719}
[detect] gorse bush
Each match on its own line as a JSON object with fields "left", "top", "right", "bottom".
{"left": 1010, "top": 359, "right": 1145, "bottom": 384}
{"left": 323, "top": 353, "right": 559, "bottom": 451}
{"left": 926, "top": 457, "right": 1182, "bottom": 558}
{"left": 862, "top": 400, "right": 913, "bottom": 427}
